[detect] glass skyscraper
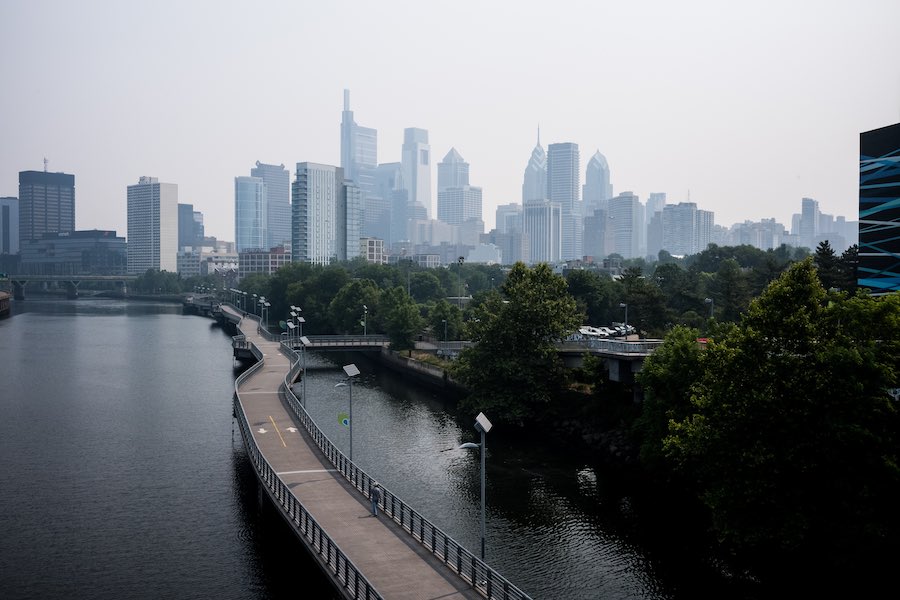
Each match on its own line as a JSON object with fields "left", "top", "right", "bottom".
{"left": 234, "top": 176, "right": 267, "bottom": 252}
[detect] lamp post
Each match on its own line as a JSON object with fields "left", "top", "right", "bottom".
{"left": 458, "top": 412, "right": 492, "bottom": 561}
{"left": 704, "top": 297, "right": 714, "bottom": 319}
{"left": 252, "top": 293, "right": 258, "bottom": 315}
{"left": 457, "top": 256, "right": 465, "bottom": 309}
{"left": 619, "top": 302, "right": 628, "bottom": 339}
{"left": 335, "top": 363, "right": 360, "bottom": 461}
{"left": 299, "top": 335, "right": 310, "bottom": 407}
{"left": 363, "top": 304, "right": 368, "bottom": 336}
{"left": 442, "top": 318, "right": 448, "bottom": 357}
{"left": 262, "top": 301, "right": 270, "bottom": 330}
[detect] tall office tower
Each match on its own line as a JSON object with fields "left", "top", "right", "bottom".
{"left": 235, "top": 176, "right": 267, "bottom": 252}
{"left": 582, "top": 150, "right": 613, "bottom": 214}
{"left": 340, "top": 90, "right": 377, "bottom": 193}
{"left": 645, "top": 193, "right": 666, "bottom": 258}
{"left": 291, "top": 163, "right": 361, "bottom": 265}
{"left": 859, "top": 122, "right": 900, "bottom": 293}
{"left": 374, "top": 162, "right": 406, "bottom": 244}
{"left": 646, "top": 192, "right": 666, "bottom": 218}
{"left": 0, "top": 197, "right": 19, "bottom": 255}
{"left": 192, "top": 210, "right": 205, "bottom": 245}
{"left": 437, "top": 148, "right": 482, "bottom": 226}
{"left": 495, "top": 203, "right": 523, "bottom": 234}
{"left": 251, "top": 162, "right": 291, "bottom": 249}
{"left": 583, "top": 208, "right": 611, "bottom": 259}
{"left": 799, "top": 197, "right": 820, "bottom": 249}
{"left": 547, "top": 142, "right": 581, "bottom": 260}
{"left": 126, "top": 176, "right": 178, "bottom": 274}
{"left": 401, "top": 128, "right": 431, "bottom": 218}
{"left": 608, "top": 192, "right": 642, "bottom": 259}
{"left": 524, "top": 200, "right": 561, "bottom": 264}
{"left": 18, "top": 170, "right": 75, "bottom": 244}
{"left": 522, "top": 129, "right": 547, "bottom": 203}
{"left": 662, "top": 202, "right": 697, "bottom": 256}
{"left": 178, "top": 203, "right": 195, "bottom": 249}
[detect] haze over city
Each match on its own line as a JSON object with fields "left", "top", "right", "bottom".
{"left": 2, "top": 0, "right": 899, "bottom": 241}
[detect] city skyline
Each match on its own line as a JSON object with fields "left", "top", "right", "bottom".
{"left": 2, "top": 1, "right": 899, "bottom": 242}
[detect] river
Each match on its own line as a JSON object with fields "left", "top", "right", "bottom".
{"left": 0, "top": 299, "right": 749, "bottom": 599}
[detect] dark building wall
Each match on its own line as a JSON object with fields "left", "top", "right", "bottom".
{"left": 18, "top": 171, "right": 75, "bottom": 243}
{"left": 859, "top": 122, "right": 900, "bottom": 293}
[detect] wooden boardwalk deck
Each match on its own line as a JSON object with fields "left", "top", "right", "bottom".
{"left": 228, "top": 307, "right": 487, "bottom": 600}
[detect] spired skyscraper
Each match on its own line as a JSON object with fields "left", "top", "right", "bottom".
{"left": 583, "top": 151, "right": 613, "bottom": 214}
{"left": 437, "top": 148, "right": 482, "bottom": 226}
{"left": 522, "top": 129, "right": 547, "bottom": 203}
{"left": 340, "top": 90, "right": 377, "bottom": 195}
{"left": 547, "top": 142, "right": 581, "bottom": 260}
{"left": 250, "top": 162, "right": 291, "bottom": 250}
{"left": 401, "top": 128, "right": 432, "bottom": 218}
{"left": 18, "top": 169, "right": 75, "bottom": 244}
{"left": 126, "top": 176, "right": 178, "bottom": 274}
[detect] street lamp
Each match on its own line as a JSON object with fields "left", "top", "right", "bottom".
{"left": 334, "top": 363, "right": 360, "bottom": 461}
{"left": 299, "top": 335, "right": 310, "bottom": 407}
{"left": 457, "top": 256, "right": 465, "bottom": 310}
{"left": 458, "top": 412, "right": 492, "bottom": 561}
{"left": 262, "top": 301, "right": 270, "bottom": 330}
{"left": 363, "top": 305, "right": 368, "bottom": 336}
{"left": 704, "top": 297, "right": 714, "bottom": 319}
{"left": 442, "top": 318, "right": 448, "bottom": 357}
{"left": 619, "top": 302, "right": 628, "bottom": 339}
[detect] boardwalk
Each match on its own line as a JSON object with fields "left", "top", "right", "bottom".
{"left": 227, "top": 306, "right": 504, "bottom": 600}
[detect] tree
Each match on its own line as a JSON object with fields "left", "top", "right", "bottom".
{"left": 379, "top": 286, "right": 423, "bottom": 355}
{"left": 327, "top": 279, "right": 380, "bottom": 334}
{"left": 453, "top": 263, "right": 582, "bottom": 426}
{"left": 427, "top": 299, "right": 463, "bottom": 342}
{"left": 711, "top": 258, "right": 751, "bottom": 321}
{"left": 663, "top": 259, "right": 900, "bottom": 584}
{"left": 814, "top": 240, "right": 841, "bottom": 290}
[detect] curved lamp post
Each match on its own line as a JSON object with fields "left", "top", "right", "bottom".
{"left": 459, "top": 411, "right": 492, "bottom": 560}
{"left": 619, "top": 302, "right": 628, "bottom": 339}
{"left": 363, "top": 304, "right": 368, "bottom": 336}
{"left": 704, "top": 297, "right": 714, "bottom": 318}
{"left": 334, "top": 363, "right": 360, "bottom": 461}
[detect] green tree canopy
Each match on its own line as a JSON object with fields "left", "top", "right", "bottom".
{"left": 453, "top": 263, "right": 582, "bottom": 426}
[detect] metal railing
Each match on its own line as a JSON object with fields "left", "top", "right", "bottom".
{"left": 232, "top": 330, "right": 382, "bottom": 600}
{"left": 302, "top": 335, "right": 390, "bottom": 347}
{"left": 560, "top": 338, "right": 664, "bottom": 355}
{"left": 279, "top": 344, "right": 532, "bottom": 600}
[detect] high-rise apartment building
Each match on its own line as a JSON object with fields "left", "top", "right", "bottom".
{"left": 661, "top": 201, "right": 714, "bottom": 256}
{"left": 0, "top": 197, "right": 19, "bottom": 256}
{"left": 608, "top": 192, "right": 643, "bottom": 259}
{"left": 18, "top": 170, "right": 75, "bottom": 244}
{"left": 235, "top": 176, "right": 267, "bottom": 252}
{"left": 859, "top": 122, "right": 900, "bottom": 293}
{"left": 547, "top": 142, "right": 581, "bottom": 260}
{"left": 522, "top": 130, "right": 547, "bottom": 203}
{"left": 126, "top": 176, "right": 178, "bottom": 273}
{"left": 291, "top": 163, "right": 360, "bottom": 265}
{"left": 437, "top": 148, "right": 482, "bottom": 226}
{"left": 401, "top": 128, "right": 431, "bottom": 218}
{"left": 583, "top": 150, "right": 613, "bottom": 214}
{"left": 799, "top": 197, "right": 820, "bottom": 250}
{"left": 250, "top": 162, "right": 291, "bottom": 250}
{"left": 178, "top": 203, "right": 195, "bottom": 249}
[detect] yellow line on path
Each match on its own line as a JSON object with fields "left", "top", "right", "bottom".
{"left": 269, "top": 415, "right": 287, "bottom": 448}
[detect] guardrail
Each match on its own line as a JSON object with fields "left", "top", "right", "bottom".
{"left": 231, "top": 324, "right": 382, "bottom": 600}
{"left": 303, "top": 335, "right": 390, "bottom": 347}
{"left": 560, "top": 338, "right": 664, "bottom": 355}
{"left": 279, "top": 344, "right": 532, "bottom": 600}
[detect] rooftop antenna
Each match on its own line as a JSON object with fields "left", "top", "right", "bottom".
{"left": 43, "top": 157, "right": 48, "bottom": 172}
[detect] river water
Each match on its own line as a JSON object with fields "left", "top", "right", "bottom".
{"left": 0, "top": 299, "right": 749, "bottom": 599}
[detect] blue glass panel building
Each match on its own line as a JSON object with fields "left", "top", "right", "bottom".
{"left": 859, "top": 122, "right": 900, "bottom": 293}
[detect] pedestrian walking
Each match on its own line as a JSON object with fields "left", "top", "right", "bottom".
{"left": 370, "top": 482, "right": 382, "bottom": 517}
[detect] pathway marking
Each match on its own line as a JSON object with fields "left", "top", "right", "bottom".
{"left": 269, "top": 415, "right": 287, "bottom": 448}
{"left": 257, "top": 427, "right": 268, "bottom": 434}
{"left": 276, "top": 469, "right": 338, "bottom": 475}
{"left": 286, "top": 427, "right": 298, "bottom": 433}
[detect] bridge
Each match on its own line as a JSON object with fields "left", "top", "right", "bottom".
{"left": 225, "top": 304, "right": 531, "bottom": 599}
{"left": 7, "top": 274, "right": 136, "bottom": 299}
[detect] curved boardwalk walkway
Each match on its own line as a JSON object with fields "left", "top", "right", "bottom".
{"left": 229, "top": 307, "right": 486, "bottom": 600}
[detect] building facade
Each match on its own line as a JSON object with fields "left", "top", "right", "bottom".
{"left": 524, "top": 200, "right": 561, "bottom": 264}
{"left": 250, "top": 162, "right": 291, "bottom": 250}
{"left": 547, "top": 142, "right": 581, "bottom": 260}
{"left": 237, "top": 246, "right": 291, "bottom": 280}
{"left": 20, "top": 230, "right": 126, "bottom": 275}
{"left": 401, "top": 128, "right": 432, "bottom": 218}
{"left": 291, "top": 163, "right": 361, "bottom": 265}
{"left": 126, "top": 176, "right": 178, "bottom": 273}
{"left": 0, "top": 197, "right": 19, "bottom": 256}
{"left": 583, "top": 150, "right": 613, "bottom": 214}
{"left": 18, "top": 170, "right": 75, "bottom": 244}
{"left": 608, "top": 192, "right": 643, "bottom": 259}
{"left": 235, "top": 176, "right": 267, "bottom": 252}
{"left": 859, "top": 122, "right": 900, "bottom": 293}
{"left": 522, "top": 130, "right": 547, "bottom": 203}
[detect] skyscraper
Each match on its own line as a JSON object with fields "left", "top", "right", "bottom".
{"left": 178, "top": 203, "right": 195, "bottom": 249}
{"left": 18, "top": 170, "right": 75, "bottom": 243}
{"left": 340, "top": 90, "right": 377, "bottom": 194}
{"left": 127, "top": 176, "right": 178, "bottom": 273}
{"left": 374, "top": 162, "right": 407, "bottom": 245}
{"left": 235, "top": 176, "right": 267, "bottom": 252}
{"left": 608, "top": 192, "right": 642, "bottom": 259}
{"left": 524, "top": 200, "right": 561, "bottom": 264}
{"left": 401, "top": 128, "right": 431, "bottom": 218}
{"left": 0, "top": 197, "right": 19, "bottom": 256}
{"left": 522, "top": 129, "right": 547, "bottom": 203}
{"left": 250, "top": 162, "right": 291, "bottom": 250}
{"left": 437, "top": 148, "right": 482, "bottom": 226}
{"left": 583, "top": 150, "right": 613, "bottom": 214}
{"left": 859, "top": 122, "right": 900, "bottom": 293}
{"left": 799, "top": 197, "right": 820, "bottom": 250}
{"left": 291, "top": 163, "right": 360, "bottom": 265}
{"left": 547, "top": 142, "right": 581, "bottom": 260}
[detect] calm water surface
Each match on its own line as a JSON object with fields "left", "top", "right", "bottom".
{"left": 0, "top": 299, "right": 745, "bottom": 599}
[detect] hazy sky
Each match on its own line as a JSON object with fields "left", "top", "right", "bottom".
{"left": 2, "top": 0, "right": 899, "bottom": 241}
